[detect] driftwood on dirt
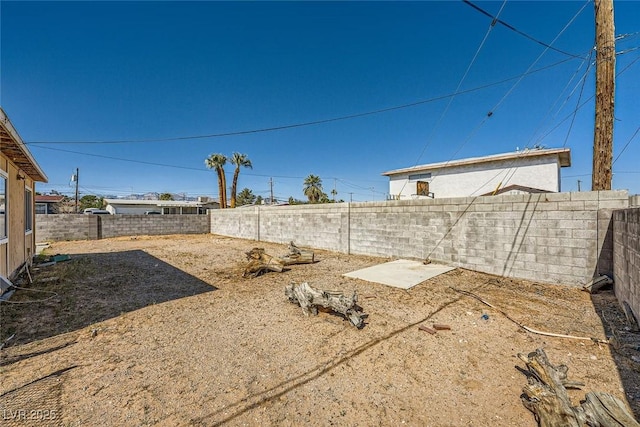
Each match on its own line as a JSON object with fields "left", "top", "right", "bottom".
{"left": 280, "top": 241, "right": 315, "bottom": 265}
{"left": 285, "top": 282, "right": 365, "bottom": 328}
{"left": 518, "top": 348, "right": 640, "bottom": 427}
{"left": 243, "top": 248, "right": 285, "bottom": 278}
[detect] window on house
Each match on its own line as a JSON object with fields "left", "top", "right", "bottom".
{"left": 0, "top": 173, "right": 6, "bottom": 240}
{"left": 417, "top": 181, "right": 430, "bottom": 196}
{"left": 409, "top": 173, "right": 432, "bottom": 181}
{"left": 25, "top": 188, "right": 33, "bottom": 232}
{"left": 36, "top": 203, "right": 47, "bottom": 214}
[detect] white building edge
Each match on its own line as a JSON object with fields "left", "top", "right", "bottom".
{"left": 104, "top": 198, "right": 220, "bottom": 215}
{"left": 382, "top": 147, "right": 571, "bottom": 200}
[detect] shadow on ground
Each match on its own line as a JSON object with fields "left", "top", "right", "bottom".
{"left": 0, "top": 250, "right": 216, "bottom": 346}
{"left": 590, "top": 288, "right": 640, "bottom": 420}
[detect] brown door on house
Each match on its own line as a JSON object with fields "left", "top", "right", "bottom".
{"left": 417, "top": 181, "right": 429, "bottom": 196}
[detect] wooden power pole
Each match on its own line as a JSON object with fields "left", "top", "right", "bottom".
{"left": 592, "top": 0, "right": 616, "bottom": 191}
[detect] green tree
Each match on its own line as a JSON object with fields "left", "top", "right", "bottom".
{"left": 303, "top": 174, "right": 323, "bottom": 203}
{"left": 229, "top": 153, "right": 252, "bottom": 208}
{"left": 256, "top": 195, "right": 263, "bottom": 205}
{"left": 79, "top": 195, "right": 104, "bottom": 211}
{"left": 318, "top": 192, "right": 331, "bottom": 203}
{"left": 205, "top": 153, "right": 228, "bottom": 208}
{"left": 236, "top": 188, "right": 256, "bottom": 206}
{"left": 159, "top": 193, "right": 174, "bottom": 201}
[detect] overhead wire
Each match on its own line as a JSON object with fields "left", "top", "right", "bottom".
{"left": 25, "top": 56, "right": 580, "bottom": 146}
{"left": 419, "top": 0, "right": 589, "bottom": 200}
{"left": 414, "top": 0, "right": 508, "bottom": 166}
{"left": 562, "top": 49, "right": 594, "bottom": 147}
{"left": 612, "top": 126, "right": 640, "bottom": 166}
{"left": 396, "top": 0, "right": 508, "bottom": 198}
{"left": 485, "top": 0, "right": 590, "bottom": 116}
{"left": 462, "top": 0, "right": 583, "bottom": 59}
{"left": 533, "top": 50, "right": 640, "bottom": 146}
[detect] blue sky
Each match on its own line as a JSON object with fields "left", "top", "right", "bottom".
{"left": 2, "top": 1, "right": 639, "bottom": 202}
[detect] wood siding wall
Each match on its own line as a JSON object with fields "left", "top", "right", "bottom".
{"left": 0, "top": 152, "right": 36, "bottom": 277}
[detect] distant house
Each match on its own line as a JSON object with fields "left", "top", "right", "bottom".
{"left": 35, "top": 194, "right": 65, "bottom": 214}
{"left": 104, "top": 197, "right": 219, "bottom": 215}
{"left": 0, "top": 108, "right": 48, "bottom": 279}
{"left": 382, "top": 148, "right": 571, "bottom": 200}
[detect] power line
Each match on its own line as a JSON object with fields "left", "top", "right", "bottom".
{"left": 562, "top": 49, "right": 594, "bottom": 147}
{"left": 420, "top": 1, "right": 589, "bottom": 197}
{"left": 612, "top": 126, "right": 640, "bottom": 166}
{"left": 462, "top": 0, "right": 584, "bottom": 59}
{"left": 397, "top": 0, "right": 508, "bottom": 198}
{"left": 534, "top": 51, "right": 640, "bottom": 146}
{"left": 488, "top": 0, "right": 590, "bottom": 116}
{"left": 25, "top": 57, "right": 579, "bottom": 146}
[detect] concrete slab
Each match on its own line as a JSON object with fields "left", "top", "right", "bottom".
{"left": 343, "top": 259, "right": 455, "bottom": 289}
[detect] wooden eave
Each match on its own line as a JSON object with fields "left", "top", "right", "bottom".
{"left": 0, "top": 109, "right": 48, "bottom": 182}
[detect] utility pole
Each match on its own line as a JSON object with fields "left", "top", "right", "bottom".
{"left": 333, "top": 178, "right": 337, "bottom": 202}
{"left": 269, "top": 177, "right": 274, "bottom": 205}
{"left": 592, "top": 0, "right": 615, "bottom": 191}
{"left": 73, "top": 168, "right": 79, "bottom": 213}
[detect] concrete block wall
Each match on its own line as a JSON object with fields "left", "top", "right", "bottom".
{"left": 36, "top": 214, "right": 98, "bottom": 241}
{"left": 613, "top": 208, "right": 640, "bottom": 325}
{"left": 210, "top": 191, "right": 629, "bottom": 286}
{"left": 36, "top": 214, "right": 209, "bottom": 242}
{"left": 99, "top": 215, "right": 209, "bottom": 238}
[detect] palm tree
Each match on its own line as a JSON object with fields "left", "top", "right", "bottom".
{"left": 205, "top": 153, "right": 228, "bottom": 208}
{"left": 229, "top": 153, "right": 252, "bottom": 208}
{"left": 303, "top": 174, "right": 323, "bottom": 203}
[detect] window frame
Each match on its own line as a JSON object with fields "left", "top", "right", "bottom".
{"left": 25, "top": 185, "right": 33, "bottom": 234}
{"left": 408, "top": 172, "right": 432, "bottom": 181}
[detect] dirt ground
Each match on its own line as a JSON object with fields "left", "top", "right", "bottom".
{"left": 1, "top": 234, "right": 639, "bottom": 426}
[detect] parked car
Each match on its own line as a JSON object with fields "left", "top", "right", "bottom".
{"left": 83, "top": 208, "right": 110, "bottom": 214}
{"left": 144, "top": 211, "right": 161, "bottom": 215}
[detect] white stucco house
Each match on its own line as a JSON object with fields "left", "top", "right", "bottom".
{"left": 104, "top": 198, "right": 219, "bottom": 215}
{"left": 382, "top": 147, "right": 571, "bottom": 199}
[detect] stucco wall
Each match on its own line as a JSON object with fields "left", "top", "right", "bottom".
{"left": 36, "top": 214, "right": 210, "bottom": 242}
{"left": 613, "top": 208, "right": 640, "bottom": 326}
{"left": 388, "top": 155, "right": 561, "bottom": 199}
{"left": 210, "top": 191, "right": 628, "bottom": 286}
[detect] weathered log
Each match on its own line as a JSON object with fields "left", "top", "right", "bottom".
{"left": 285, "top": 282, "right": 365, "bottom": 328}
{"left": 280, "top": 241, "right": 315, "bottom": 265}
{"left": 518, "top": 348, "right": 640, "bottom": 427}
{"left": 243, "top": 248, "right": 285, "bottom": 278}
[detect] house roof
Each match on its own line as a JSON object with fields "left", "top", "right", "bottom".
{"left": 0, "top": 108, "right": 48, "bottom": 182}
{"left": 382, "top": 148, "right": 571, "bottom": 177}
{"left": 36, "top": 195, "right": 65, "bottom": 203}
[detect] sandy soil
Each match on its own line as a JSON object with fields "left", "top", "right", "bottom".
{"left": 1, "top": 234, "right": 639, "bottom": 426}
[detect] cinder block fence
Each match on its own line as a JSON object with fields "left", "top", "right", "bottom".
{"left": 613, "top": 207, "right": 640, "bottom": 326}
{"left": 36, "top": 191, "right": 636, "bottom": 296}
{"left": 36, "top": 214, "right": 210, "bottom": 241}
{"left": 210, "top": 191, "right": 630, "bottom": 287}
